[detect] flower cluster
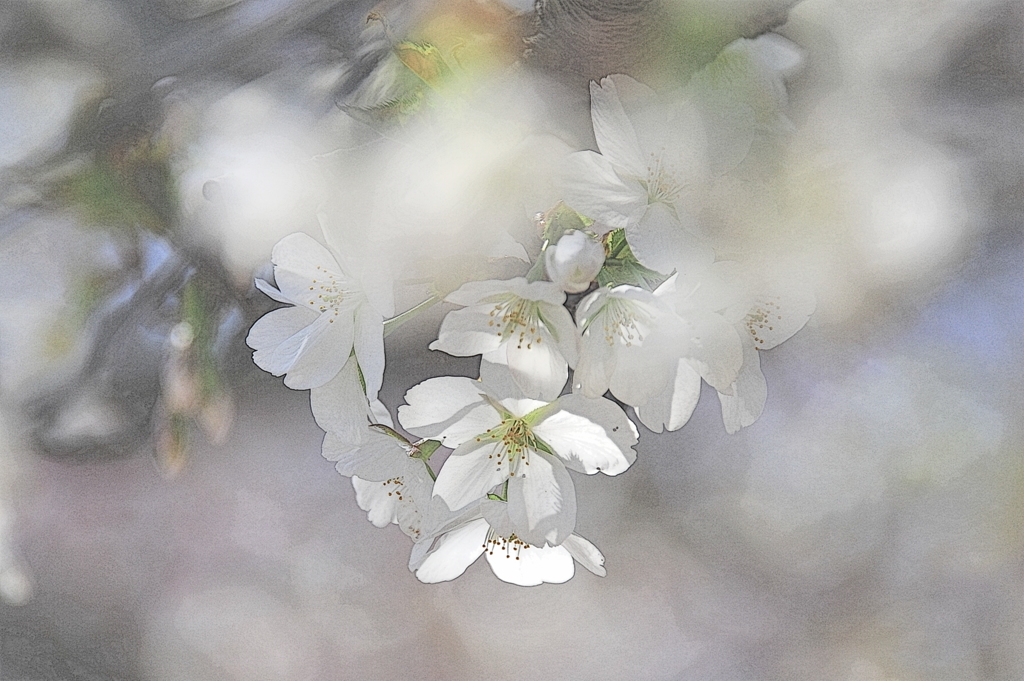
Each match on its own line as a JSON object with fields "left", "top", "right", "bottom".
{"left": 244, "top": 29, "right": 813, "bottom": 585}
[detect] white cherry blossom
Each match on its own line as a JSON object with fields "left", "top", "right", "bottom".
{"left": 411, "top": 510, "right": 607, "bottom": 586}
{"left": 574, "top": 279, "right": 681, "bottom": 407}
{"left": 311, "top": 362, "right": 444, "bottom": 540}
{"left": 629, "top": 271, "right": 745, "bottom": 433}
{"left": 246, "top": 232, "right": 393, "bottom": 393}
{"left": 629, "top": 262, "right": 812, "bottom": 433}
{"left": 346, "top": 429, "right": 444, "bottom": 543}
{"left": 561, "top": 74, "right": 716, "bottom": 275}
{"left": 398, "top": 374, "right": 637, "bottom": 547}
{"left": 575, "top": 274, "right": 743, "bottom": 432}
{"left": 429, "top": 278, "right": 579, "bottom": 400}
{"left": 714, "top": 267, "right": 816, "bottom": 433}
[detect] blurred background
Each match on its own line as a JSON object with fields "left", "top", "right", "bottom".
{"left": 0, "top": 0, "right": 1022, "bottom": 679}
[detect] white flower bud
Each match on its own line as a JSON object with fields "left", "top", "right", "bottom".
{"left": 545, "top": 230, "right": 605, "bottom": 293}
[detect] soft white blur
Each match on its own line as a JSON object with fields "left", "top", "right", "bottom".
{"left": 0, "top": 0, "right": 1021, "bottom": 679}
{"left": 172, "top": 79, "right": 346, "bottom": 282}
{"left": 0, "top": 59, "right": 104, "bottom": 170}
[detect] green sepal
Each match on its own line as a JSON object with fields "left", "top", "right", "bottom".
{"left": 480, "top": 393, "right": 515, "bottom": 421}
{"left": 421, "top": 459, "right": 437, "bottom": 482}
{"left": 596, "top": 229, "right": 671, "bottom": 291}
{"left": 522, "top": 399, "right": 560, "bottom": 427}
{"left": 542, "top": 202, "right": 588, "bottom": 242}
{"left": 487, "top": 479, "right": 509, "bottom": 502}
{"left": 417, "top": 439, "right": 441, "bottom": 459}
{"left": 369, "top": 423, "right": 411, "bottom": 444}
{"left": 354, "top": 356, "right": 367, "bottom": 394}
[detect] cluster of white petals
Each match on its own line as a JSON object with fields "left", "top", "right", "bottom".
{"left": 399, "top": 372, "right": 637, "bottom": 544}
{"left": 246, "top": 231, "right": 392, "bottom": 396}
{"left": 430, "top": 278, "right": 579, "bottom": 400}
{"left": 244, "top": 29, "right": 815, "bottom": 586}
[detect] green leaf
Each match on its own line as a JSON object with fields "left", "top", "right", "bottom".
{"left": 596, "top": 229, "right": 671, "bottom": 291}
{"left": 487, "top": 479, "right": 509, "bottom": 502}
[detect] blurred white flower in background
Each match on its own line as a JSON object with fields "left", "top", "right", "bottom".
{"left": 319, "top": 91, "right": 569, "bottom": 281}
{"left": 173, "top": 81, "right": 347, "bottom": 281}
{"left": 0, "top": 59, "right": 105, "bottom": 172}
{"left": 704, "top": 262, "right": 816, "bottom": 433}
{"left": 562, "top": 74, "right": 715, "bottom": 274}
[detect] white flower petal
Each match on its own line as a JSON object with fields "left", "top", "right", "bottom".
{"left": 415, "top": 518, "right": 489, "bottom": 583}
{"left": 432, "top": 440, "right": 509, "bottom": 512}
{"left": 352, "top": 476, "right": 397, "bottom": 528}
{"left": 533, "top": 394, "right": 637, "bottom": 475}
{"left": 409, "top": 537, "right": 433, "bottom": 572}
{"left": 499, "top": 397, "right": 550, "bottom": 418}
{"left": 684, "top": 311, "right": 744, "bottom": 392}
{"left": 562, "top": 533, "right": 607, "bottom": 577}
{"left": 430, "top": 306, "right": 507, "bottom": 357}
{"left": 270, "top": 232, "right": 347, "bottom": 304}
{"left": 695, "top": 91, "right": 756, "bottom": 176}
{"left": 634, "top": 358, "right": 702, "bottom": 433}
{"left": 486, "top": 539, "right": 574, "bottom": 586}
{"left": 625, "top": 202, "right": 714, "bottom": 275}
{"left": 736, "top": 288, "right": 816, "bottom": 351}
{"left": 247, "top": 306, "right": 352, "bottom": 389}
{"left": 573, "top": 332, "right": 616, "bottom": 399}
{"left": 353, "top": 303, "right": 385, "bottom": 399}
{"left": 322, "top": 433, "right": 359, "bottom": 468}
{"left": 247, "top": 306, "right": 317, "bottom": 359}
{"left": 718, "top": 340, "right": 767, "bottom": 434}
{"left": 254, "top": 278, "right": 291, "bottom": 304}
{"left": 309, "top": 360, "right": 369, "bottom": 438}
{"left": 539, "top": 301, "right": 579, "bottom": 368}
{"left": 394, "top": 468, "right": 440, "bottom": 541}
{"left": 329, "top": 429, "right": 409, "bottom": 480}
{"left": 504, "top": 340, "right": 569, "bottom": 401}
{"left": 436, "top": 404, "right": 507, "bottom": 446}
{"left": 561, "top": 151, "right": 647, "bottom": 230}
{"left": 607, "top": 352, "right": 674, "bottom": 408}
{"left": 398, "top": 376, "right": 492, "bottom": 443}
{"left": 502, "top": 278, "right": 568, "bottom": 306}
{"left": 353, "top": 253, "right": 396, "bottom": 317}
{"left": 478, "top": 359, "right": 528, "bottom": 401}
{"left": 590, "top": 76, "right": 647, "bottom": 177}
{"left": 443, "top": 278, "right": 546, "bottom": 307}
{"left": 507, "top": 451, "right": 576, "bottom": 546}
{"left": 479, "top": 497, "right": 518, "bottom": 539}
{"left": 368, "top": 398, "right": 393, "bottom": 428}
